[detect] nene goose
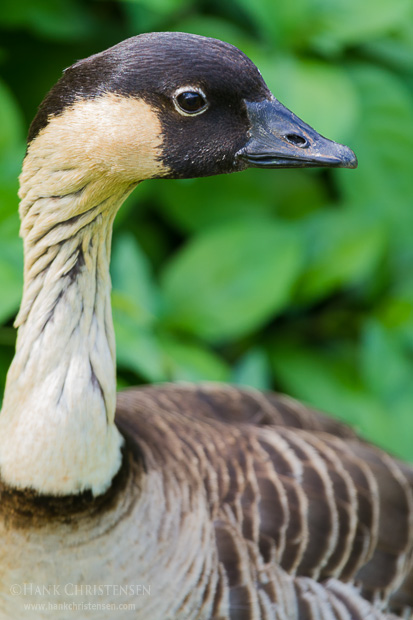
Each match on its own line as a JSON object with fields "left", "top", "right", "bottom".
{"left": 0, "top": 32, "right": 412, "bottom": 620}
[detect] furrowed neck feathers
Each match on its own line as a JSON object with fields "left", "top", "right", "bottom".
{"left": 0, "top": 94, "right": 166, "bottom": 496}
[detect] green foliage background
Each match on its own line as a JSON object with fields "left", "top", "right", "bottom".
{"left": 0, "top": 0, "right": 412, "bottom": 458}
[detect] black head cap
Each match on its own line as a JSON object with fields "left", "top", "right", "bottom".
{"left": 28, "top": 32, "right": 271, "bottom": 179}
{"left": 28, "top": 32, "right": 357, "bottom": 180}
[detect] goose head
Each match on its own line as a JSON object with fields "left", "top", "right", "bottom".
{"left": 27, "top": 31, "right": 357, "bottom": 194}
{"left": 2, "top": 32, "right": 358, "bottom": 498}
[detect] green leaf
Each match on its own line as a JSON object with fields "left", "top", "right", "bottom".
{"left": 311, "top": 0, "right": 411, "bottom": 49}
{"left": 122, "top": 0, "right": 190, "bottom": 14}
{"left": 0, "top": 344, "right": 15, "bottom": 408}
{"left": 271, "top": 340, "right": 363, "bottom": 426}
{"left": 337, "top": 65, "right": 413, "bottom": 246}
{"left": 0, "top": 145, "right": 25, "bottom": 224}
{"left": 376, "top": 265, "right": 413, "bottom": 348}
{"left": 359, "top": 319, "right": 413, "bottom": 461}
{"left": 231, "top": 0, "right": 313, "bottom": 48}
{"left": 363, "top": 35, "right": 413, "bottom": 75}
{"left": 0, "top": 0, "right": 93, "bottom": 40}
{"left": 121, "top": 0, "right": 192, "bottom": 33}
{"left": 0, "top": 216, "right": 23, "bottom": 324}
{"left": 158, "top": 16, "right": 248, "bottom": 48}
{"left": 232, "top": 348, "right": 272, "bottom": 390}
{"left": 156, "top": 169, "right": 326, "bottom": 233}
{"left": 160, "top": 335, "right": 230, "bottom": 382}
{"left": 0, "top": 80, "right": 25, "bottom": 154}
{"left": 161, "top": 219, "right": 303, "bottom": 342}
{"left": 297, "top": 209, "right": 386, "bottom": 303}
{"left": 360, "top": 319, "right": 413, "bottom": 405}
{"left": 113, "top": 305, "right": 166, "bottom": 382}
{"left": 111, "top": 233, "right": 161, "bottom": 326}
{"left": 111, "top": 235, "right": 164, "bottom": 380}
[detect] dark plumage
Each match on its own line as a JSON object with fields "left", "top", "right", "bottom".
{"left": 28, "top": 32, "right": 270, "bottom": 178}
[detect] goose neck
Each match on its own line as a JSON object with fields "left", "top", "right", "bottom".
{"left": 0, "top": 169, "right": 135, "bottom": 496}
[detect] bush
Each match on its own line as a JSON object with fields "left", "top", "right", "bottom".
{"left": 1, "top": 0, "right": 412, "bottom": 458}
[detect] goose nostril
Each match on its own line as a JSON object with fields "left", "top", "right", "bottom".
{"left": 284, "top": 133, "right": 308, "bottom": 148}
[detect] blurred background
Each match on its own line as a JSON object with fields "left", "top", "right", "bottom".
{"left": 0, "top": 0, "right": 412, "bottom": 458}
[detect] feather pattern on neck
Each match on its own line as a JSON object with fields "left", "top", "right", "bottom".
{"left": 0, "top": 176, "right": 135, "bottom": 495}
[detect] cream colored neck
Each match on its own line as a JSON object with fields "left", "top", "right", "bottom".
{"left": 0, "top": 171, "right": 134, "bottom": 496}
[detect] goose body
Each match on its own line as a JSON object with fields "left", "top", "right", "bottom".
{"left": 0, "top": 32, "right": 412, "bottom": 619}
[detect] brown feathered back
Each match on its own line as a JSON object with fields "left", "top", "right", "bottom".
{"left": 116, "top": 383, "right": 413, "bottom": 619}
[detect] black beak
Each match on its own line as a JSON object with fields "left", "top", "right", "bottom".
{"left": 236, "top": 99, "right": 357, "bottom": 169}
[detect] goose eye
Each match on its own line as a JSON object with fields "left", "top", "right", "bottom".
{"left": 174, "top": 90, "right": 208, "bottom": 116}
